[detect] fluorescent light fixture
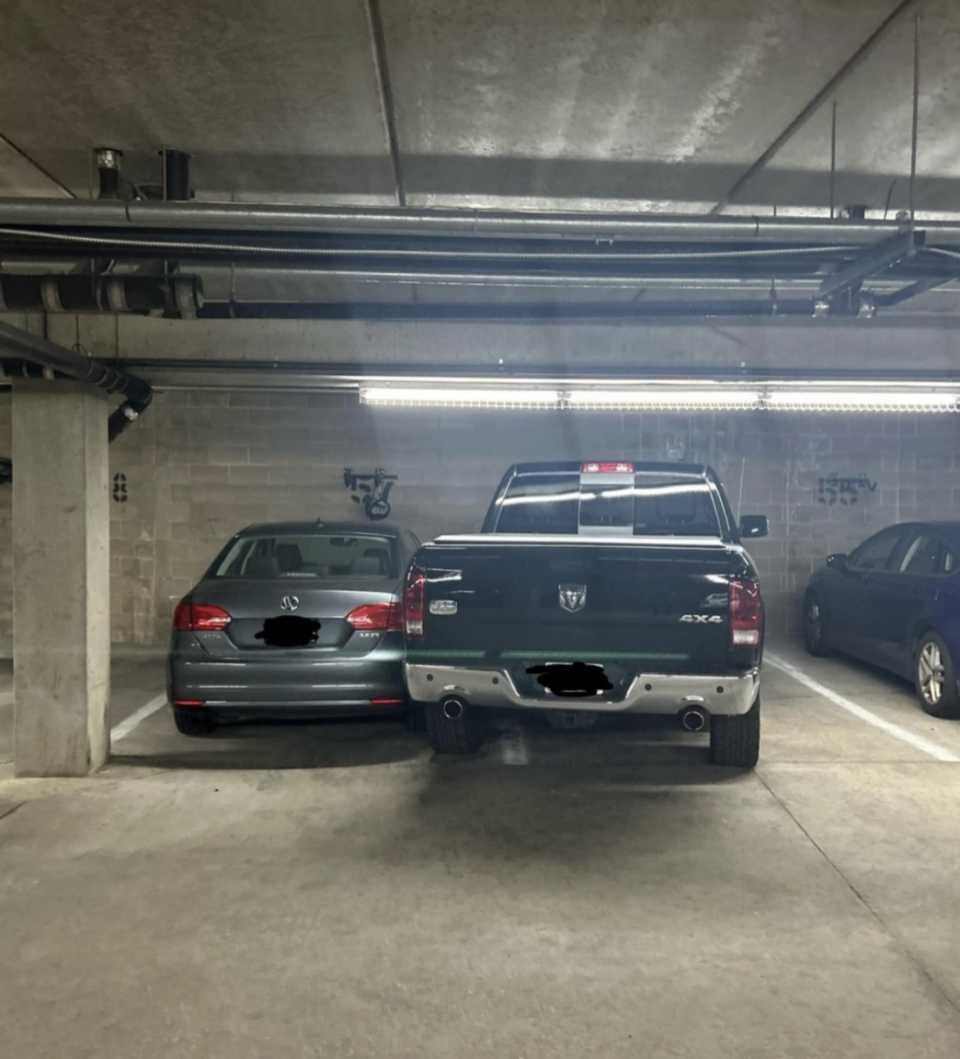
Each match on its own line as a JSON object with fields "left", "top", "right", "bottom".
{"left": 567, "top": 388, "right": 762, "bottom": 410}
{"left": 765, "top": 390, "right": 960, "bottom": 412}
{"left": 359, "top": 382, "right": 960, "bottom": 414}
{"left": 360, "top": 386, "right": 560, "bottom": 408}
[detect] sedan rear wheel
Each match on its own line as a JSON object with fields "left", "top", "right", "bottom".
{"left": 915, "top": 633, "right": 960, "bottom": 719}
{"left": 173, "top": 707, "right": 218, "bottom": 736}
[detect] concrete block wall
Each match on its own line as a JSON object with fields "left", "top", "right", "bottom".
{"left": 2, "top": 388, "right": 960, "bottom": 647}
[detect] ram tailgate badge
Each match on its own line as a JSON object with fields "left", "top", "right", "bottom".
{"left": 559, "top": 583, "right": 587, "bottom": 613}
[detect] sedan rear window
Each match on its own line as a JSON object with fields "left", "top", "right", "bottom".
{"left": 211, "top": 534, "right": 397, "bottom": 579}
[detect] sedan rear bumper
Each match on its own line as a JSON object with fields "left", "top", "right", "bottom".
{"left": 168, "top": 643, "right": 406, "bottom": 713}
{"left": 405, "top": 664, "right": 760, "bottom": 716}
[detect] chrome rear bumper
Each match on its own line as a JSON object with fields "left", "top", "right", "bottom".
{"left": 405, "top": 664, "right": 760, "bottom": 716}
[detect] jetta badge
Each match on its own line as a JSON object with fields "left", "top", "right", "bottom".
{"left": 559, "top": 583, "right": 587, "bottom": 613}
{"left": 280, "top": 595, "right": 299, "bottom": 612}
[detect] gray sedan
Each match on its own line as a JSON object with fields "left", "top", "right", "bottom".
{"left": 166, "top": 521, "right": 421, "bottom": 735}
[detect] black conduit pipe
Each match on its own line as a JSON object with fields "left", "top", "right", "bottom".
{"left": 0, "top": 320, "right": 153, "bottom": 483}
{"left": 161, "top": 149, "right": 192, "bottom": 202}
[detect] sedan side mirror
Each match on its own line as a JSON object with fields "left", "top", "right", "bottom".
{"left": 739, "top": 514, "right": 769, "bottom": 539}
{"left": 826, "top": 553, "right": 848, "bottom": 570}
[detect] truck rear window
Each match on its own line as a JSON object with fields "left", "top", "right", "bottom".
{"left": 495, "top": 473, "right": 722, "bottom": 537}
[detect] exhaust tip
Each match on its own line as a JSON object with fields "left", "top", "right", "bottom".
{"left": 442, "top": 697, "right": 465, "bottom": 721}
{"left": 681, "top": 707, "right": 707, "bottom": 732}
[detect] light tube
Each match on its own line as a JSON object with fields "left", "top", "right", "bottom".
{"left": 360, "top": 386, "right": 560, "bottom": 408}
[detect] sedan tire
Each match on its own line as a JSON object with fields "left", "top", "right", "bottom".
{"left": 173, "top": 707, "right": 219, "bottom": 736}
{"left": 804, "top": 593, "right": 832, "bottom": 658}
{"left": 915, "top": 632, "right": 960, "bottom": 719}
{"left": 404, "top": 708, "right": 427, "bottom": 734}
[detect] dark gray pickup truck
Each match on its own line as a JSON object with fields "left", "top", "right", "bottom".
{"left": 403, "top": 461, "right": 768, "bottom": 767}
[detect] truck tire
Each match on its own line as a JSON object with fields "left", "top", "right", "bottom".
{"left": 173, "top": 707, "right": 218, "bottom": 736}
{"left": 709, "top": 697, "right": 760, "bottom": 768}
{"left": 425, "top": 699, "right": 487, "bottom": 754}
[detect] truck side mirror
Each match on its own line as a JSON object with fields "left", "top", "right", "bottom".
{"left": 826, "top": 553, "right": 847, "bottom": 570}
{"left": 739, "top": 515, "right": 769, "bottom": 539}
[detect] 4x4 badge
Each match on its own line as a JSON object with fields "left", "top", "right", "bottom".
{"left": 559, "top": 584, "right": 587, "bottom": 613}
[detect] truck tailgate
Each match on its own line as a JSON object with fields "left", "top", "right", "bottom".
{"left": 411, "top": 538, "right": 747, "bottom": 674}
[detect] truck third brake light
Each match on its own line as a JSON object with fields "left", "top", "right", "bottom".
{"left": 582, "top": 462, "right": 634, "bottom": 474}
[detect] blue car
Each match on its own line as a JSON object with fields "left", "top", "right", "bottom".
{"left": 804, "top": 522, "right": 960, "bottom": 718}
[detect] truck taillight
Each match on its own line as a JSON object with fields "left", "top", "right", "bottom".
{"left": 346, "top": 602, "right": 403, "bottom": 632}
{"left": 404, "top": 570, "right": 426, "bottom": 636}
{"left": 730, "top": 580, "right": 763, "bottom": 646}
{"left": 172, "top": 602, "right": 232, "bottom": 632}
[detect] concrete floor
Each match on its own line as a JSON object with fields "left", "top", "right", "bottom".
{"left": 2, "top": 642, "right": 960, "bottom": 1058}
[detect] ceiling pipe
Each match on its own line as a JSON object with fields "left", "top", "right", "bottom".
{"left": 4, "top": 198, "right": 960, "bottom": 245}
{"left": 95, "top": 148, "right": 124, "bottom": 200}
{"left": 160, "top": 149, "right": 192, "bottom": 202}
{"left": 0, "top": 319, "right": 153, "bottom": 444}
{"left": 193, "top": 298, "right": 821, "bottom": 321}
{"left": 119, "top": 359, "right": 960, "bottom": 385}
{"left": 0, "top": 273, "right": 203, "bottom": 315}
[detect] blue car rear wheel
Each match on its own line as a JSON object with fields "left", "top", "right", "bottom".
{"left": 915, "top": 633, "right": 960, "bottom": 719}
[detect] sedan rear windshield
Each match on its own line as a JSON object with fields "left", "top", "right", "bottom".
{"left": 494, "top": 473, "right": 722, "bottom": 537}
{"left": 210, "top": 533, "right": 397, "bottom": 579}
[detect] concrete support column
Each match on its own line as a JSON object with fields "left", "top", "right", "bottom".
{"left": 13, "top": 380, "right": 110, "bottom": 776}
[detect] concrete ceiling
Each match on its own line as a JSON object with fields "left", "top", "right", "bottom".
{"left": 0, "top": 0, "right": 957, "bottom": 216}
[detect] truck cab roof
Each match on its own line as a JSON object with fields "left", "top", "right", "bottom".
{"left": 506, "top": 461, "right": 715, "bottom": 478}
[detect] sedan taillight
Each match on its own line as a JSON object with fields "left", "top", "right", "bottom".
{"left": 172, "top": 602, "right": 232, "bottom": 632}
{"left": 346, "top": 602, "right": 403, "bottom": 632}
{"left": 730, "top": 580, "right": 763, "bottom": 647}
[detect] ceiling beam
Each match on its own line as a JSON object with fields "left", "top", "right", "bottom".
{"left": 0, "top": 130, "right": 74, "bottom": 198}
{"left": 365, "top": 0, "right": 406, "bottom": 207}
{"left": 710, "top": 0, "right": 921, "bottom": 215}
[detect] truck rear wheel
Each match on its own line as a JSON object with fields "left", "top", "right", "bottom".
{"left": 709, "top": 697, "right": 760, "bottom": 769}
{"left": 425, "top": 698, "right": 487, "bottom": 754}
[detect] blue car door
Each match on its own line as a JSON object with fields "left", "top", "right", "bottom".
{"left": 830, "top": 527, "right": 908, "bottom": 662}
{"left": 865, "top": 530, "right": 942, "bottom": 678}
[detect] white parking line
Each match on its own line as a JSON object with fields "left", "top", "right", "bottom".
{"left": 766, "top": 654, "right": 960, "bottom": 763}
{"left": 110, "top": 694, "right": 168, "bottom": 744}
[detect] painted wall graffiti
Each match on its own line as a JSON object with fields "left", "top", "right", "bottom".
{"left": 817, "top": 472, "right": 878, "bottom": 506}
{"left": 112, "top": 472, "right": 128, "bottom": 503}
{"left": 343, "top": 468, "right": 397, "bottom": 521}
